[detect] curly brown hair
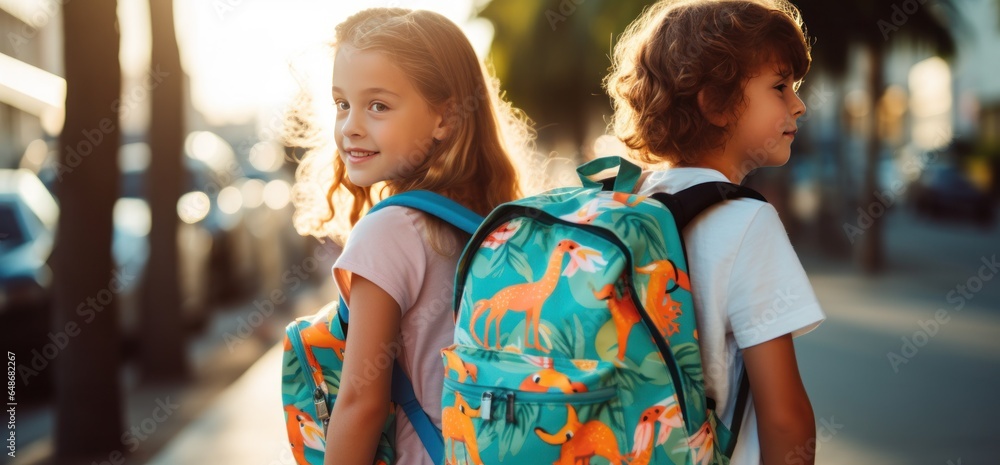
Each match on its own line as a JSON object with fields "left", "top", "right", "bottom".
{"left": 605, "top": 0, "right": 811, "bottom": 165}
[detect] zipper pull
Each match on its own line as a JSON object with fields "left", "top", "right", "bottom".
{"left": 480, "top": 392, "right": 493, "bottom": 421}
{"left": 506, "top": 392, "right": 516, "bottom": 424}
{"left": 313, "top": 387, "right": 330, "bottom": 429}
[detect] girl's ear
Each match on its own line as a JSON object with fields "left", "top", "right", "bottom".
{"left": 430, "top": 102, "right": 454, "bottom": 142}
{"left": 697, "top": 89, "right": 729, "bottom": 128}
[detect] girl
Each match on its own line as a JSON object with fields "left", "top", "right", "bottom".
{"left": 291, "top": 8, "right": 531, "bottom": 465}
{"left": 605, "top": 1, "right": 825, "bottom": 463}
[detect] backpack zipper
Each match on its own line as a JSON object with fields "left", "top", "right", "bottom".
{"left": 480, "top": 391, "right": 493, "bottom": 421}
{"left": 286, "top": 322, "right": 331, "bottom": 430}
{"left": 444, "top": 377, "right": 617, "bottom": 426}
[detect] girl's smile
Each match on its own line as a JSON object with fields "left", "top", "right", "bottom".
{"left": 343, "top": 148, "right": 380, "bottom": 164}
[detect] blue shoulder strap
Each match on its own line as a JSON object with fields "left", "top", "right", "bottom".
{"left": 368, "top": 189, "right": 482, "bottom": 235}
{"left": 391, "top": 363, "right": 445, "bottom": 464}
{"left": 337, "top": 190, "right": 482, "bottom": 465}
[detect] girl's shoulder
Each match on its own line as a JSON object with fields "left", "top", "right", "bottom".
{"left": 344, "top": 206, "right": 428, "bottom": 251}
{"left": 355, "top": 204, "right": 424, "bottom": 230}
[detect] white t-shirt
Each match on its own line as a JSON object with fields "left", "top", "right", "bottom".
{"left": 636, "top": 167, "right": 825, "bottom": 465}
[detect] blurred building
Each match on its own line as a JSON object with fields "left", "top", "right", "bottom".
{"left": 0, "top": 0, "right": 63, "bottom": 169}
{"left": 952, "top": 0, "right": 1000, "bottom": 144}
{"left": 797, "top": 1, "right": 1000, "bottom": 201}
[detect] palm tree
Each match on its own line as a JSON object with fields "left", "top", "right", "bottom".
{"left": 795, "top": 0, "right": 957, "bottom": 273}
{"left": 140, "top": 0, "right": 188, "bottom": 382}
{"left": 54, "top": 0, "right": 124, "bottom": 459}
{"left": 478, "top": 0, "right": 649, "bottom": 156}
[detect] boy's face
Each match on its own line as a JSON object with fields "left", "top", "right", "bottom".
{"left": 726, "top": 62, "right": 806, "bottom": 170}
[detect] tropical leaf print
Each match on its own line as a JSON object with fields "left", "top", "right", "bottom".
{"left": 673, "top": 343, "right": 704, "bottom": 386}
{"left": 636, "top": 351, "right": 674, "bottom": 386}
{"left": 488, "top": 243, "right": 533, "bottom": 282}
{"left": 613, "top": 212, "right": 668, "bottom": 259}
{"left": 546, "top": 315, "right": 587, "bottom": 359}
{"left": 588, "top": 353, "right": 654, "bottom": 407}
{"left": 498, "top": 402, "right": 541, "bottom": 459}
{"left": 471, "top": 248, "right": 495, "bottom": 279}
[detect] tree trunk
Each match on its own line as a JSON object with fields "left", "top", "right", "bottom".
{"left": 141, "top": 0, "right": 188, "bottom": 382}
{"left": 54, "top": 0, "right": 124, "bottom": 460}
{"left": 859, "top": 43, "right": 886, "bottom": 273}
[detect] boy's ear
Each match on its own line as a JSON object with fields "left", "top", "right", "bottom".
{"left": 697, "top": 89, "right": 728, "bottom": 128}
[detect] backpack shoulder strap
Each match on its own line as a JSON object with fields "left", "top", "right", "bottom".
{"left": 391, "top": 363, "right": 445, "bottom": 464}
{"left": 725, "top": 369, "right": 752, "bottom": 456}
{"left": 368, "top": 190, "right": 483, "bottom": 235}
{"left": 649, "top": 181, "right": 762, "bottom": 452}
{"left": 650, "top": 181, "right": 767, "bottom": 231}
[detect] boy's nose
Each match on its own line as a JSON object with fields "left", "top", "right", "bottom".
{"left": 791, "top": 93, "right": 806, "bottom": 118}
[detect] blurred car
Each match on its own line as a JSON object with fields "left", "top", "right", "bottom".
{"left": 0, "top": 169, "right": 58, "bottom": 400}
{"left": 27, "top": 138, "right": 250, "bottom": 335}
{"left": 119, "top": 141, "right": 247, "bottom": 332}
{"left": 910, "top": 163, "right": 995, "bottom": 227}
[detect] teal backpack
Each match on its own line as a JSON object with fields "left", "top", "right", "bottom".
{"left": 281, "top": 191, "right": 483, "bottom": 465}
{"left": 442, "top": 157, "right": 763, "bottom": 465}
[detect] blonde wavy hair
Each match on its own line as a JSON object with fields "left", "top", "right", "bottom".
{"left": 290, "top": 8, "right": 536, "bottom": 252}
{"left": 605, "top": 0, "right": 811, "bottom": 166}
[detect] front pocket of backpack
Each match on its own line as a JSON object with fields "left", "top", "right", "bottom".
{"left": 441, "top": 346, "right": 628, "bottom": 464}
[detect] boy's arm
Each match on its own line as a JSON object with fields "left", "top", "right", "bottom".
{"left": 323, "top": 274, "right": 401, "bottom": 465}
{"left": 742, "top": 333, "right": 816, "bottom": 465}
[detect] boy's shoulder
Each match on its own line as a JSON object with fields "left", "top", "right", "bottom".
{"left": 637, "top": 167, "right": 793, "bottom": 265}
{"left": 637, "top": 167, "right": 773, "bottom": 225}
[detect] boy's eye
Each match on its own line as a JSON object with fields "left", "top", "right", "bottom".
{"left": 335, "top": 101, "right": 349, "bottom": 111}
{"left": 370, "top": 102, "right": 389, "bottom": 112}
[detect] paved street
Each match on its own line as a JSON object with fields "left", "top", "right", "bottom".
{"left": 798, "top": 209, "right": 1000, "bottom": 464}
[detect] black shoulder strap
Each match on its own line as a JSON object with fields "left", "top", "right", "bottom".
{"left": 725, "top": 369, "right": 752, "bottom": 456}
{"left": 655, "top": 181, "right": 761, "bottom": 453}
{"left": 650, "top": 182, "right": 767, "bottom": 231}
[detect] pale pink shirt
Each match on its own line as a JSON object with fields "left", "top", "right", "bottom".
{"left": 333, "top": 206, "right": 459, "bottom": 465}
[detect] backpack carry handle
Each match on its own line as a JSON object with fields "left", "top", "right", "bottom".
{"left": 577, "top": 155, "right": 642, "bottom": 193}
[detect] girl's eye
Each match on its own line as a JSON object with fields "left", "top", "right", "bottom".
{"left": 370, "top": 102, "right": 389, "bottom": 112}
{"left": 775, "top": 84, "right": 788, "bottom": 93}
{"left": 335, "top": 101, "right": 349, "bottom": 111}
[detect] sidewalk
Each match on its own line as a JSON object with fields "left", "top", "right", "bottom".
{"left": 146, "top": 343, "right": 289, "bottom": 465}
{"left": 140, "top": 281, "right": 339, "bottom": 465}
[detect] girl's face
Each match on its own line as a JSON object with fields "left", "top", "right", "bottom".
{"left": 332, "top": 46, "right": 448, "bottom": 187}
{"left": 725, "top": 62, "right": 806, "bottom": 170}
